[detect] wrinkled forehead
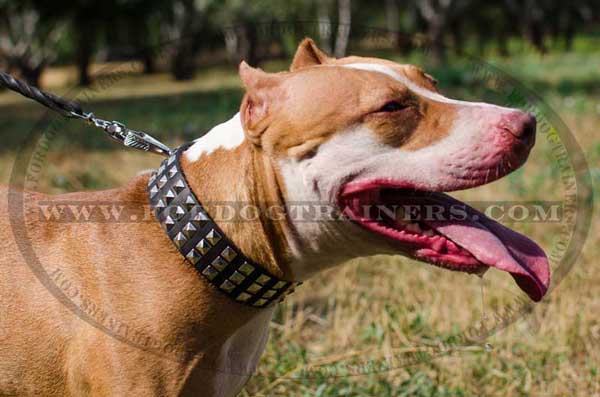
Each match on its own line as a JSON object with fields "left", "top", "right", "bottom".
{"left": 333, "top": 56, "right": 438, "bottom": 92}
{"left": 281, "top": 57, "right": 438, "bottom": 110}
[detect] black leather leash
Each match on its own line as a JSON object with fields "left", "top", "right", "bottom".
{"left": 0, "top": 71, "right": 172, "bottom": 156}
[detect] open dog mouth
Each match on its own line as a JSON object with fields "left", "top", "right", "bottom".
{"left": 339, "top": 180, "right": 550, "bottom": 302}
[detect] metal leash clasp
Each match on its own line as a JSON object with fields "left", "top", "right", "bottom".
{"left": 70, "top": 111, "right": 172, "bottom": 156}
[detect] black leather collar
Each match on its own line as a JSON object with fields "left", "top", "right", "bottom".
{"left": 147, "top": 144, "right": 300, "bottom": 308}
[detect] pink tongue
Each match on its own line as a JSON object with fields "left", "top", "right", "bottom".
{"left": 429, "top": 213, "right": 550, "bottom": 302}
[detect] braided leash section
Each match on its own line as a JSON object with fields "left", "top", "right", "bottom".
{"left": 0, "top": 71, "right": 83, "bottom": 117}
{"left": 0, "top": 70, "right": 171, "bottom": 156}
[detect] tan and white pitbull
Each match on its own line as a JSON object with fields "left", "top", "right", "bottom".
{"left": 0, "top": 39, "right": 549, "bottom": 396}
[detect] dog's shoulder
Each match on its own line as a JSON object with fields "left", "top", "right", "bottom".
{"left": 0, "top": 174, "right": 151, "bottom": 242}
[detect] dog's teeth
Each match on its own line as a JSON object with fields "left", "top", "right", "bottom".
{"left": 432, "top": 238, "right": 445, "bottom": 251}
{"left": 446, "top": 240, "right": 459, "bottom": 253}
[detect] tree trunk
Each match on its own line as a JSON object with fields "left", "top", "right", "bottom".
{"left": 18, "top": 62, "right": 44, "bottom": 87}
{"left": 142, "top": 48, "right": 156, "bottom": 74}
{"left": 317, "top": 0, "right": 332, "bottom": 53}
{"left": 224, "top": 27, "right": 240, "bottom": 62}
{"left": 450, "top": 19, "right": 463, "bottom": 55}
{"left": 334, "top": 0, "right": 351, "bottom": 57}
{"left": 564, "top": 23, "right": 575, "bottom": 51}
{"left": 139, "top": 22, "right": 157, "bottom": 74}
{"left": 416, "top": 0, "right": 455, "bottom": 65}
{"left": 497, "top": 28, "right": 509, "bottom": 57}
{"left": 385, "top": 0, "right": 401, "bottom": 47}
{"left": 171, "top": 36, "right": 196, "bottom": 80}
{"left": 76, "top": 20, "right": 94, "bottom": 86}
{"left": 525, "top": 21, "right": 546, "bottom": 53}
{"left": 170, "top": 0, "right": 200, "bottom": 80}
{"left": 430, "top": 22, "right": 445, "bottom": 65}
{"left": 246, "top": 24, "right": 259, "bottom": 66}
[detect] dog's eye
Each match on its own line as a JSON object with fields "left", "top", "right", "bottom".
{"left": 378, "top": 101, "right": 406, "bottom": 112}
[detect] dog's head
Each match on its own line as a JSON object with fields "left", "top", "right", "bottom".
{"left": 237, "top": 38, "right": 549, "bottom": 301}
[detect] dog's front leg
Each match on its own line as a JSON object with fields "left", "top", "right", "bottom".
{"left": 65, "top": 333, "right": 257, "bottom": 397}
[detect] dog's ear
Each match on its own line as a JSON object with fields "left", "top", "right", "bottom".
{"left": 290, "top": 38, "right": 331, "bottom": 71}
{"left": 239, "top": 61, "right": 282, "bottom": 145}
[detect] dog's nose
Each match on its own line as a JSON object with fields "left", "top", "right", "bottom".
{"left": 503, "top": 111, "right": 537, "bottom": 142}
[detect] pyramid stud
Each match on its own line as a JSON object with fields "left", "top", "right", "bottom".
{"left": 182, "top": 222, "right": 197, "bottom": 238}
{"left": 164, "top": 189, "right": 176, "bottom": 203}
{"left": 220, "top": 280, "right": 236, "bottom": 292}
{"left": 158, "top": 163, "right": 165, "bottom": 174}
{"left": 149, "top": 185, "right": 159, "bottom": 198}
{"left": 185, "top": 249, "right": 201, "bottom": 265}
{"left": 154, "top": 199, "right": 166, "bottom": 216}
{"left": 273, "top": 281, "right": 287, "bottom": 289}
{"left": 163, "top": 215, "right": 175, "bottom": 231}
{"left": 168, "top": 167, "right": 177, "bottom": 178}
{"left": 184, "top": 195, "right": 196, "bottom": 210}
{"left": 281, "top": 287, "right": 295, "bottom": 297}
{"left": 191, "top": 211, "right": 209, "bottom": 226}
{"left": 202, "top": 265, "right": 218, "bottom": 280}
{"left": 157, "top": 175, "right": 168, "bottom": 189}
{"left": 229, "top": 271, "right": 245, "bottom": 285}
{"left": 253, "top": 298, "right": 268, "bottom": 307}
{"left": 172, "top": 205, "right": 186, "bottom": 221}
{"left": 205, "top": 229, "right": 221, "bottom": 245}
{"left": 211, "top": 256, "right": 227, "bottom": 272}
{"left": 263, "top": 289, "right": 277, "bottom": 298}
{"left": 236, "top": 292, "right": 251, "bottom": 302}
{"left": 221, "top": 246, "right": 237, "bottom": 262}
{"left": 195, "top": 239, "right": 211, "bottom": 255}
{"left": 149, "top": 172, "right": 157, "bottom": 183}
{"left": 256, "top": 274, "right": 271, "bottom": 285}
{"left": 173, "top": 232, "right": 187, "bottom": 248}
{"left": 247, "top": 283, "right": 262, "bottom": 294}
{"left": 238, "top": 262, "right": 254, "bottom": 275}
{"left": 173, "top": 179, "right": 185, "bottom": 192}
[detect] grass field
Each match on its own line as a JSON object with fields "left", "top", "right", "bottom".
{"left": 0, "top": 43, "right": 598, "bottom": 396}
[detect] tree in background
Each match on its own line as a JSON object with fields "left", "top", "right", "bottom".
{"left": 416, "top": 0, "right": 470, "bottom": 64}
{"left": 317, "top": 0, "right": 333, "bottom": 53}
{"left": 1, "top": 0, "right": 599, "bottom": 87}
{"left": 334, "top": 0, "right": 352, "bottom": 57}
{"left": 0, "top": 0, "right": 65, "bottom": 86}
{"left": 166, "top": 0, "right": 205, "bottom": 80}
{"left": 219, "top": 0, "right": 284, "bottom": 66}
{"left": 313, "top": 0, "right": 353, "bottom": 57}
{"left": 32, "top": 0, "right": 115, "bottom": 86}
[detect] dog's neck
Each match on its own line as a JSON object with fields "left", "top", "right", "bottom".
{"left": 180, "top": 114, "right": 293, "bottom": 280}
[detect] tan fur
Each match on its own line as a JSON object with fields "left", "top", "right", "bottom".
{"left": 0, "top": 176, "right": 270, "bottom": 395}
{"left": 240, "top": 40, "right": 455, "bottom": 158}
{"left": 0, "top": 39, "right": 473, "bottom": 396}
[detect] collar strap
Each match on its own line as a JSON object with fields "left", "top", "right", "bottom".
{"left": 147, "top": 144, "right": 300, "bottom": 308}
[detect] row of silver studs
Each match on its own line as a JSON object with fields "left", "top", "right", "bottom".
{"left": 147, "top": 148, "right": 300, "bottom": 307}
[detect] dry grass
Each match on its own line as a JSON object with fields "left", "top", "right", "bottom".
{"left": 0, "top": 53, "right": 598, "bottom": 396}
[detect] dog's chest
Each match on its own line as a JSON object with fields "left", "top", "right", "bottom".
{"left": 185, "top": 307, "right": 274, "bottom": 396}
